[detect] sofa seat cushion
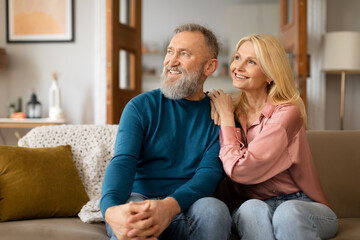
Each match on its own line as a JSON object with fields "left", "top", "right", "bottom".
{"left": 333, "top": 218, "right": 360, "bottom": 240}
{"left": 0, "top": 218, "right": 107, "bottom": 240}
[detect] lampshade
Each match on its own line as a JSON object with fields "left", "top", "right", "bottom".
{"left": 0, "top": 48, "right": 8, "bottom": 70}
{"left": 322, "top": 31, "right": 360, "bottom": 73}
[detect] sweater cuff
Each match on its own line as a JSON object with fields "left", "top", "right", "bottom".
{"left": 169, "top": 194, "right": 185, "bottom": 212}
{"left": 100, "top": 196, "right": 120, "bottom": 219}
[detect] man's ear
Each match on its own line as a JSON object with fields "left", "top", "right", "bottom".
{"left": 204, "top": 58, "right": 219, "bottom": 77}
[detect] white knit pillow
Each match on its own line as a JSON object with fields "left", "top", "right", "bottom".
{"left": 18, "top": 124, "right": 118, "bottom": 223}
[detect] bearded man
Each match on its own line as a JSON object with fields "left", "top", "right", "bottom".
{"left": 100, "top": 23, "right": 232, "bottom": 240}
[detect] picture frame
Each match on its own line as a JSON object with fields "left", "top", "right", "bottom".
{"left": 6, "top": 0, "right": 74, "bottom": 43}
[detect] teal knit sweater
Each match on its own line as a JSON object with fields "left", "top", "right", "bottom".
{"left": 100, "top": 89, "right": 224, "bottom": 217}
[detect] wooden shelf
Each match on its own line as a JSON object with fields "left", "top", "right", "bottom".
{"left": 0, "top": 118, "right": 65, "bottom": 128}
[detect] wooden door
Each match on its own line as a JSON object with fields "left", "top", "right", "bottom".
{"left": 279, "top": 0, "right": 307, "bottom": 108}
{"left": 106, "top": 0, "right": 142, "bottom": 124}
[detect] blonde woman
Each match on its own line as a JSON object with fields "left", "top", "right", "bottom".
{"left": 209, "top": 34, "right": 338, "bottom": 239}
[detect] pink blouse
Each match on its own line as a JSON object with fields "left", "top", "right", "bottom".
{"left": 219, "top": 101, "right": 330, "bottom": 207}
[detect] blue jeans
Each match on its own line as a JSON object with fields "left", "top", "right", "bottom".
{"left": 232, "top": 192, "right": 338, "bottom": 240}
{"left": 106, "top": 193, "right": 232, "bottom": 240}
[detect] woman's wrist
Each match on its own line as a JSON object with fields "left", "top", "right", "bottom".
{"left": 220, "top": 112, "right": 235, "bottom": 127}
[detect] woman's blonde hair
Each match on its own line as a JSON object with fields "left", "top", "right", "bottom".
{"left": 232, "top": 34, "right": 307, "bottom": 126}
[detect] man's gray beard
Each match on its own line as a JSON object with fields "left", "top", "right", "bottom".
{"left": 160, "top": 63, "right": 205, "bottom": 100}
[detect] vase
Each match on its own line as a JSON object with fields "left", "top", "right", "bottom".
{"left": 48, "top": 79, "right": 64, "bottom": 121}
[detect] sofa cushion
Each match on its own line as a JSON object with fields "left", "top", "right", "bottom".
{"left": 307, "top": 131, "right": 360, "bottom": 218}
{"left": 18, "top": 124, "right": 119, "bottom": 223}
{"left": 0, "top": 218, "right": 108, "bottom": 240}
{"left": 0, "top": 145, "right": 89, "bottom": 222}
{"left": 332, "top": 218, "right": 360, "bottom": 239}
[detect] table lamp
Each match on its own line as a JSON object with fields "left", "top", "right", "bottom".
{"left": 322, "top": 31, "right": 360, "bottom": 130}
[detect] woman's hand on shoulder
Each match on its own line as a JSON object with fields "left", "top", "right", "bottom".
{"left": 208, "top": 89, "right": 236, "bottom": 127}
{"left": 210, "top": 100, "right": 221, "bottom": 126}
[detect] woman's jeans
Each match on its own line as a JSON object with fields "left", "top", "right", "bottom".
{"left": 106, "top": 193, "right": 232, "bottom": 240}
{"left": 232, "top": 192, "right": 338, "bottom": 240}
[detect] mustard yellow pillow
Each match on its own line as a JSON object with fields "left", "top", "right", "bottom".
{"left": 0, "top": 145, "right": 89, "bottom": 222}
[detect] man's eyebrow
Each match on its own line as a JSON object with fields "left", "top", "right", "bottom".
{"left": 179, "top": 48, "right": 190, "bottom": 52}
{"left": 167, "top": 47, "right": 191, "bottom": 52}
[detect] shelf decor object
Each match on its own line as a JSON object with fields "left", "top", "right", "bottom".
{"left": 26, "top": 92, "right": 42, "bottom": 119}
{"left": 322, "top": 31, "right": 360, "bottom": 130}
{"left": 48, "top": 72, "right": 64, "bottom": 121}
{"left": 6, "top": 0, "right": 74, "bottom": 43}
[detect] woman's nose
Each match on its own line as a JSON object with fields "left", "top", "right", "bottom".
{"left": 232, "top": 61, "right": 244, "bottom": 72}
{"left": 238, "top": 60, "right": 247, "bottom": 71}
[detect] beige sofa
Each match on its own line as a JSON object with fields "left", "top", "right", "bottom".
{"left": 216, "top": 130, "right": 360, "bottom": 240}
{"left": 0, "top": 126, "right": 359, "bottom": 240}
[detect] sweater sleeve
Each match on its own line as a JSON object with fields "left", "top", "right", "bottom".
{"left": 169, "top": 135, "right": 225, "bottom": 212}
{"left": 100, "top": 101, "right": 144, "bottom": 218}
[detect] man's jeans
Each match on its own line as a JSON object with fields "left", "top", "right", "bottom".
{"left": 106, "top": 193, "right": 232, "bottom": 240}
{"left": 232, "top": 191, "right": 338, "bottom": 240}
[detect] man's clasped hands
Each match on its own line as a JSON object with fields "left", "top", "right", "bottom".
{"left": 105, "top": 197, "right": 181, "bottom": 240}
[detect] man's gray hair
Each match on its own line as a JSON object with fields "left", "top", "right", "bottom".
{"left": 173, "top": 23, "right": 219, "bottom": 59}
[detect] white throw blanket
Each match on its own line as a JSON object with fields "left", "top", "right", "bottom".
{"left": 18, "top": 124, "right": 118, "bottom": 223}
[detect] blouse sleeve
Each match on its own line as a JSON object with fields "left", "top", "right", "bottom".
{"left": 219, "top": 104, "right": 303, "bottom": 184}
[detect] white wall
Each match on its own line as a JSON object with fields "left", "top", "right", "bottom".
{"left": 325, "top": 0, "right": 360, "bottom": 130}
{"left": 306, "top": 0, "right": 326, "bottom": 130}
{"left": 0, "top": 0, "right": 95, "bottom": 124}
{"left": 0, "top": 0, "right": 96, "bottom": 145}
